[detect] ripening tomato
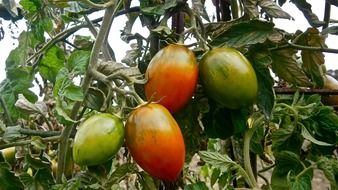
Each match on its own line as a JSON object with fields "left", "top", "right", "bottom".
{"left": 144, "top": 44, "right": 198, "bottom": 113}
{"left": 125, "top": 103, "right": 185, "bottom": 181}
{"left": 200, "top": 47, "right": 258, "bottom": 109}
{"left": 322, "top": 74, "right": 338, "bottom": 105}
{"left": 73, "top": 113, "right": 124, "bottom": 166}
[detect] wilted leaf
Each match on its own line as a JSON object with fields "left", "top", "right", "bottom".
{"left": 31, "top": 136, "right": 47, "bottom": 150}
{"left": 15, "top": 94, "right": 47, "bottom": 115}
{"left": 291, "top": 0, "right": 325, "bottom": 27}
{"left": 321, "top": 26, "right": 338, "bottom": 35}
{"left": 258, "top": 0, "right": 293, "bottom": 19}
{"left": 106, "top": 163, "right": 138, "bottom": 185}
{"left": 84, "top": 88, "right": 105, "bottom": 111}
{"left": 271, "top": 49, "right": 312, "bottom": 87}
{"left": 121, "top": 43, "right": 141, "bottom": 67}
{"left": 298, "top": 28, "right": 325, "bottom": 87}
{"left": 39, "top": 46, "right": 65, "bottom": 83}
{"left": 192, "top": 0, "right": 210, "bottom": 22}
{"left": 210, "top": 20, "right": 274, "bottom": 48}
{"left": 3, "top": 125, "right": 23, "bottom": 142}
{"left": 242, "top": 0, "right": 259, "bottom": 18}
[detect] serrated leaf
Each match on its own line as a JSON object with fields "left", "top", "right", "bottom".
{"left": 259, "top": 0, "right": 292, "bottom": 19}
{"left": 68, "top": 50, "right": 90, "bottom": 75}
{"left": 121, "top": 43, "right": 141, "bottom": 67}
{"left": 30, "top": 136, "right": 47, "bottom": 150}
{"left": 192, "top": 0, "right": 210, "bottom": 22}
{"left": 271, "top": 124, "right": 303, "bottom": 153}
{"left": 184, "top": 181, "right": 209, "bottom": 190}
{"left": 317, "top": 157, "right": 338, "bottom": 190}
{"left": 210, "top": 20, "right": 274, "bottom": 48}
{"left": 298, "top": 28, "right": 325, "bottom": 87}
{"left": 249, "top": 47, "right": 275, "bottom": 118}
{"left": 0, "top": 163, "right": 24, "bottom": 190}
{"left": 63, "top": 84, "right": 84, "bottom": 102}
{"left": 271, "top": 49, "right": 312, "bottom": 87}
{"left": 288, "top": 171, "right": 312, "bottom": 190}
{"left": 301, "top": 126, "right": 333, "bottom": 146}
{"left": 242, "top": 0, "right": 259, "bottom": 18}
{"left": 137, "top": 171, "right": 157, "bottom": 190}
{"left": 39, "top": 46, "right": 65, "bottom": 83}
{"left": 291, "top": 0, "right": 325, "bottom": 27}
{"left": 271, "top": 151, "right": 306, "bottom": 190}
{"left": 105, "top": 163, "right": 138, "bottom": 186}
{"left": 3, "top": 125, "right": 23, "bottom": 142}
{"left": 54, "top": 98, "right": 76, "bottom": 126}
{"left": 140, "top": 0, "right": 178, "bottom": 15}
{"left": 199, "top": 151, "right": 236, "bottom": 169}
{"left": 19, "top": 0, "right": 40, "bottom": 14}
{"left": 84, "top": 88, "right": 105, "bottom": 111}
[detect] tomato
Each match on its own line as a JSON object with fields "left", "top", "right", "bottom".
{"left": 125, "top": 103, "right": 185, "bottom": 181}
{"left": 199, "top": 47, "right": 258, "bottom": 109}
{"left": 1, "top": 147, "right": 15, "bottom": 164}
{"left": 73, "top": 113, "right": 124, "bottom": 166}
{"left": 322, "top": 74, "right": 338, "bottom": 105}
{"left": 144, "top": 44, "right": 198, "bottom": 113}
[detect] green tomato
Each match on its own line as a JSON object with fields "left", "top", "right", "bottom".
{"left": 200, "top": 47, "right": 258, "bottom": 109}
{"left": 73, "top": 113, "right": 124, "bottom": 166}
{"left": 1, "top": 147, "right": 15, "bottom": 164}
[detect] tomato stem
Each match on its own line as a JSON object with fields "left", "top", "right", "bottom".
{"left": 243, "top": 127, "right": 259, "bottom": 189}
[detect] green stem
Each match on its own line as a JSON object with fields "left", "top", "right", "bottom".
{"left": 243, "top": 128, "right": 259, "bottom": 188}
{"left": 0, "top": 136, "right": 60, "bottom": 150}
{"left": 56, "top": 2, "right": 118, "bottom": 183}
{"left": 296, "top": 164, "right": 315, "bottom": 179}
{"left": 0, "top": 96, "right": 14, "bottom": 125}
{"left": 19, "top": 128, "right": 61, "bottom": 137}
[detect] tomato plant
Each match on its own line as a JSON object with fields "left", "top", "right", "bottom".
{"left": 144, "top": 44, "right": 198, "bottom": 113}
{"left": 73, "top": 113, "right": 124, "bottom": 166}
{"left": 0, "top": 0, "right": 337, "bottom": 189}
{"left": 200, "top": 47, "right": 258, "bottom": 109}
{"left": 125, "top": 103, "right": 185, "bottom": 181}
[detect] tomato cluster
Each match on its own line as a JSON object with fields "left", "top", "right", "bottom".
{"left": 72, "top": 44, "right": 258, "bottom": 182}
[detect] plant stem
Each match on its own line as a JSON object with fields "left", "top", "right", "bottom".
{"left": 0, "top": 96, "right": 14, "bottom": 125}
{"left": 269, "top": 42, "right": 338, "bottom": 54}
{"left": 56, "top": 2, "right": 118, "bottom": 183}
{"left": 0, "top": 136, "right": 60, "bottom": 150}
{"left": 19, "top": 128, "right": 61, "bottom": 137}
{"left": 243, "top": 128, "right": 259, "bottom": 189}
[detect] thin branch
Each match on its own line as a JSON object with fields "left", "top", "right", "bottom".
{"left": 81, "top": 0, "right": 115, "bottom": 9}
{"left": 323, "top": 1, "right": 331, "bottom": 29}
{"left": 0, "top": 96, "right": 14, "bottom": 125}
{"left": 0, "top": 136, "right": 60, "bottom": 150}
{"left": 274, "top": 87, "right": 338, "bottom": 95}
{"left": 56, "top": 2, "right": 118, "bottom": 183}
{"left": 269, "top": 42, "right": 338, "bottom": 54}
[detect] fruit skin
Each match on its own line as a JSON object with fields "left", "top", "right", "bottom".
{"left": 125, "top": 103, "right": 185, "bottom": 181}
{"left": 73, "top": 113, "right": 124, "bottom": 166}
{"left": 199, "top": 47, "right": 258, "bottom": 109}
{"left": 322, "top": 75, "right": 338, "bottom": 105}
{"left": 144, "top": 44, "right": 198, "bottom": 113}
{"left": 1, "top": 147, "right": 15, "bottom": 164}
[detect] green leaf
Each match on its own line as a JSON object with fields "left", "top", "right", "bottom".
{"left": 20, "top": 168, "right": 54, "bottom": 190}
{"left": 210, "top": 168, "right": 221, "bottom": 187}
{"left": 39, "top": 46, "right": 65, "bottom": 83}
{"left": 68, "top": 50, "right": 90, "bottom": 75}
{"left": 184, "top": 182, "right": 208, "bottom": 190}
{"left": 54, "top": 98, "right": 76, "bottom": 126}
{"left": 84, "top": 88, "right": 105, "bottom": 111}
{"left": 301, "top": 126, "right": 333, "bottom": 146}
{"left": 137, "top": 171, "right": 157, "bottom": 190}
{"left": 258, "top": 0, "right": 292, "bottom": 19}
{"left": 271, "top": 49, "right": 312, "bottom": 87}
{"left": 249, "top": 47, "right": 275, "bottom": 118}
{"left": 107, "top": 163, "right": 138, "bottom": 185}
{"left": 30, "top": 136, "right": 47, "bottom": 150}
{"left": 73, "top": 35, "right": 94, "bottom": 50}
{"left": 288, "top": 171, "right": 312, "bottom": 190}
{"left": 0, "top": 163, "right": 24, "bottom": 190}
{"left": 210, "top": 20, "right": 274, "bottom": 48}
{"left": 140, "top": 0, "right": 178, "bottom": 15}
{"left": 317, "top": 157, "right": 338, "bottom": 190}
{"left": 271, "top": 124, "right": 303, "bottom": 153}
{"left": 174, "top": 100, "right": 207, "bottom": 161}
{"left": 53, "top": 67, "right": 70, "bottom": 97}
{"left": 250, "top": 124, "right": 265, "bottom": 155}
{"left": 63, "top": 84, "right": 84, "bottom": 102}
{"left": 199, "top": 151, "right": 236, "bottom": 169}
{"left": 19, "top": 0, "right": 40, "bottom": 14}
{"left": 25, "top": 154, "right": 50, "bottom": 170}
{"left": 271, "top": 151, "right": 307, "bottom": 190}
{"left": 242, "top": 0, "right": 259, "bottom": 18}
